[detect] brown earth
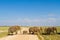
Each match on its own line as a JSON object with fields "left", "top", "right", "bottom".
{"left": 0, "top": 35, "right": 39, "bottom": 40}
{"left": 0, "top": 27, "right": 44, "bottom": 40}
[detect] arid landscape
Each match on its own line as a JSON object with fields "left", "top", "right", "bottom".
{"left": 0, "top": 35, "right": 39, "bottom": 40}
{"left": 0, "top": 0, "right": 60, "bottom": 40}
{"left": 0, "top": 26, "right": 60, "bottom": 40}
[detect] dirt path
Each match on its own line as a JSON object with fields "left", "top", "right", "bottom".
{"left": 0, "top": 35, "right": 39, "bottom": 40}
{"left": 0, "top": 27, "right": 44, "bottom": 40}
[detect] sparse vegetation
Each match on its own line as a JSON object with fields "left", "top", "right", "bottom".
{"left": 37, "top": 26, "right": 60, "bottom": 40}
{"left": 42, "top": 35, "right": 60, "bottom": 40}
{"left": 0, "top": 26, "right": 8, "bottom": 38}
{"left": 0, "top": 27, "right": 9, "bottom": 31}
{"left": 0, "top": 32, "right": 8, "bottom": 38}
{"left": 0, "top": 26, "right": 60, "bottom": 40}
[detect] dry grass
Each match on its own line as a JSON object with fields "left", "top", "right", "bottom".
{"left": 42, "top": 35, "right": 60, "bottom": 40}
{"left": 0, "top": 26, "right": 60, "bottom": 40}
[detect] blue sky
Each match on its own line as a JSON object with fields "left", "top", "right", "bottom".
{"left": 0, "top": 0, "right": 60, "bottom": 26}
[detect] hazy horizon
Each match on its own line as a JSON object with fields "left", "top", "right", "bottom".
{"left": 0, "top": 0, "right": 60, "bottom": 26}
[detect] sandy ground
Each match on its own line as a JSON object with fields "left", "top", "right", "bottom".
{"left": 0, "top": 27, "right": 44, "bottom": 40}
{"left": 0, "top": 35, "right": 39, "bottom": 40}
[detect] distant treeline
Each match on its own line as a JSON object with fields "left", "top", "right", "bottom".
{"left": 0, "top": 26, "right": 60, "bottom": 27}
